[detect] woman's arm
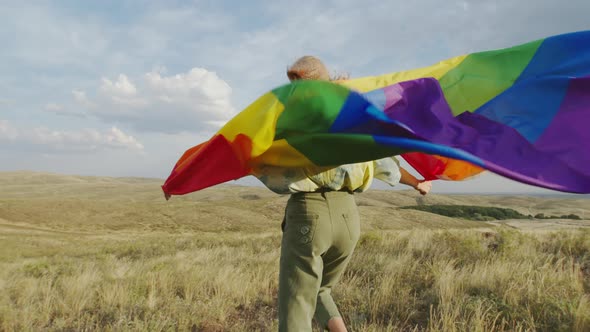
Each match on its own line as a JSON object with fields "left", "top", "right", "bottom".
{"left": 399, "top": 167, "right": 432, "bottom": 195}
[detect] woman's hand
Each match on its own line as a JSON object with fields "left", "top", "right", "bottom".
{"left": 414, "top": 181, "right": 432, "bottom": 195}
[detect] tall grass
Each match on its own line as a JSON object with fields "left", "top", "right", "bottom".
{"left": 1, "top": 228, "right": 588, "bottom": 331}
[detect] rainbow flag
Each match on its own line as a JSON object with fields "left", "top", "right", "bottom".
{"left": 163, "top": 31, "right": 590, "bottom": 195}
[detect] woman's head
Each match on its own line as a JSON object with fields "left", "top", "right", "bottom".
{"left": 287, "top": 56, "right": 330, "bottom": 81}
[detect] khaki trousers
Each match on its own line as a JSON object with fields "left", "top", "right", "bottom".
{"left": 278, "top": 191, "right": 361, "bottom": 331}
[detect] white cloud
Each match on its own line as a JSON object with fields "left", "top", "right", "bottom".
{"left": 0, "top": 120, "right": 143, "bottom": 152}
{"left": 44, "top": 103, "right": 63, "bottom": 112}
{"left": 100, "top": 74, "right": 138, "bottom": 96}
{"left": 0, "top": 4, "right": 111, "bottom": 70}
{"left": 43, "top": 102, "right": 87, "bottom": 118}
{"left": 74, "top": 68, "right": 234, "bottom": 134}
{"left": 0, "top": 120, "right": 19, "bottom": 140}
{"left": 72, "top": 90, "right": 94, "bottom": 108}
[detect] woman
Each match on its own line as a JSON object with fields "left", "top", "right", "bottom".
{"left": 255, "top": 56, "right": 432, "bottom": 331}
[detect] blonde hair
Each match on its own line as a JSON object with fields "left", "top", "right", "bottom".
{"left": 286, "top": 56, "right": 331, "bottom": 81}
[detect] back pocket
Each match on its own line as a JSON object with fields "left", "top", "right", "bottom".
{"left": 342, "top": 211, "right": 360, "bottom": 242}
{"left": 285, "top": 212, "right": 319, "bottom": 246}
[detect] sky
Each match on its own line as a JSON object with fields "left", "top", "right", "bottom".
{"left": 1, "top": 0, "right": 589, "bottom": 193}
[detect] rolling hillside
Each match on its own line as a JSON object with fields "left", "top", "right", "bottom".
{"left": 1, "top": 171, "right": 588, "bottom": 234}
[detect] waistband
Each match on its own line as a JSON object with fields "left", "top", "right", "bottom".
{"left": 291, "top": 188, "right": 354, "bottom": 198}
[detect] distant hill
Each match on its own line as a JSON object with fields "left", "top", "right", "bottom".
{"left": 0, "top": 171, "right": 588, "bottom": 233}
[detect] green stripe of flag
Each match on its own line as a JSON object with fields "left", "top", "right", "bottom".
{"left": 272, "top": 80, "right": 349, "bottom": 140}
{"left": 286, "top": 134, "right": 404, "bottom": 166}
{"left": 439, "top": 39, "right": 543, "bottom": 115}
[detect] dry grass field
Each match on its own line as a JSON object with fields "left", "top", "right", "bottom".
{"left": 0, "top": 171, "right": 589, "bottom": 331}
